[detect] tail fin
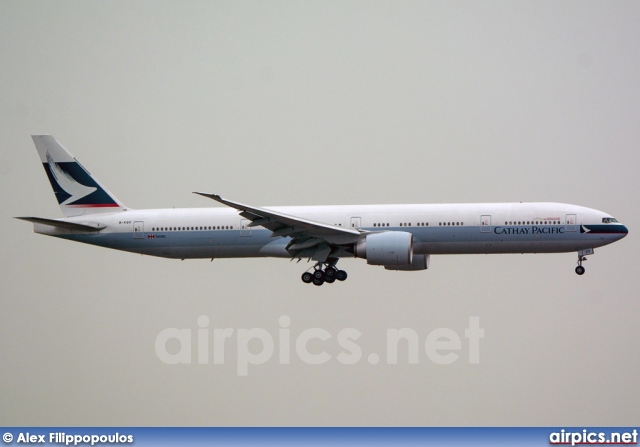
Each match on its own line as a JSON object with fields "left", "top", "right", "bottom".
{"left": 31, "top": 135, "right": 128, "bottom": 217}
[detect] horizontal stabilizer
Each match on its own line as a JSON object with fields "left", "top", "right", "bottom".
{"left": 15, "top": 217, "right": 105, "bottom": 232}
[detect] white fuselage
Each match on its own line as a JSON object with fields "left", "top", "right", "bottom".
{"left": 34, "top": 202, "right": 628, "bottom": 261}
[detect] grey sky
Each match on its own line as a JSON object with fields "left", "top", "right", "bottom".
{"left": 1, "top": 1, "right": 639, "bottom": 426}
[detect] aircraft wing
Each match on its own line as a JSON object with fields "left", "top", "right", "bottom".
{"left": 193, "top": 192, "right": 363, "bottom": 260}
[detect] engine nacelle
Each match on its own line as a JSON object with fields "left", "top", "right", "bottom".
{"left": 385, "top": 254, "right": 430, "bottom": 271}
{"left": 355, "top": 231, "right": 413, "bottom": 266}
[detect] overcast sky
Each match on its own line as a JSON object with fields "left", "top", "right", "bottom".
{"left": 1, "top": 1, "right": 639, "bottom": 426}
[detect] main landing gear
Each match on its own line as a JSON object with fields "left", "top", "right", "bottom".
{"left": 301, "top": 261, "right": 348, "bottom": 286}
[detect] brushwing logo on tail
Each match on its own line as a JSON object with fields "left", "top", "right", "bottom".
{"left": 43, "top": 152, "right": 118, "bottom": 207}
{"left": 46, "top": 152, "right": 97, "bottom": 205}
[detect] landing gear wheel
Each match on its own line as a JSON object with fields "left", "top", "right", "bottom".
{"left": 302, "top": 259, "right": 344, "bottom": 285}
{"left": 301, "top": 272, "right": 313, "bottom": 283}
{"left": 335, "top": 270, "right": 348, "bottom": 281}
{"left": 575, "top": 265, "right": 585, "bottom": 275}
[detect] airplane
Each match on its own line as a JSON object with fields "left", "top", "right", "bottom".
{"left": 17, "top": 135, "right": 628, "bottom": 286}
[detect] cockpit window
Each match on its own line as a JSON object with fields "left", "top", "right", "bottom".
{"left": 602, "top": 217, "right": 619, "bottom": 223}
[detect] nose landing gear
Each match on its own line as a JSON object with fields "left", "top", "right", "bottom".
{"left": 575, "top": 248, "right": 594, "bottom": 275}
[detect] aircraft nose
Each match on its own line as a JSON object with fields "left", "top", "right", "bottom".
{"left": 620, "top": 225, "right": 629, "bottom": 237}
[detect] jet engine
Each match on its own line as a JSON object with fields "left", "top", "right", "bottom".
{"left": 354, "top": 231, "right": 413, "bottom": 266}
{"left": 384, "top": 254, "right": 429, "bottom": 271}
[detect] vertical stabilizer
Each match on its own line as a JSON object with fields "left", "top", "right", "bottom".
{"left": 31, "top": 135, "right": 128, "bottom": 217}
